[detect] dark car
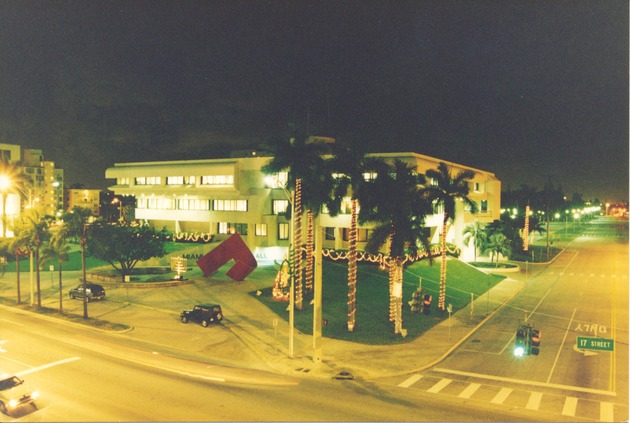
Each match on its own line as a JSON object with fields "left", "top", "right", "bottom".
{"left": 180, "top": 304, "right": 223, "bottom": 327}
{"left": 68, "top": 283, "right": 106, "bottom": 302}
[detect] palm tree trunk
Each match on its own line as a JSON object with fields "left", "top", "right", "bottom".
{"left": 58, "top": 259, "right": 63, "bottom": 314}
{"left": 347, "top": 199, "right": 357, "bottom": 332}
{"left": 1, "top": 192, "right": 6, "bottom": 238}
{"left": 35, "top": 247, "right": 41, "bottom": 308}
{"left": 293, "top": 178, "right": 303, "bottom": 311}
{"left": 438, "top": 214, "right": 448, "bottom": 311}
{"left": 305, "top": 210, "right": 314, "bottom": 293}
{"left": 15, "top": 251, "right": 21, "bottom": 304}
{"left": 81, "top": 237, "right": 88, "bottom": 319}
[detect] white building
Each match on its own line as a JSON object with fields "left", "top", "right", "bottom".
{"left": 105, "top": 151, "right": 500, "bottom": 263}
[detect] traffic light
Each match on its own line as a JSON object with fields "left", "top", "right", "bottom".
{"left": 514, "top": 323, "right": 541, "bottom": 357}
{"left": 530, "top": 329, "right": 541, "bottom": 356}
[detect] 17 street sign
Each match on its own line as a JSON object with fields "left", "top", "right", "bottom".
{"left": 576, "top": 336, "right": 614, "bottom": 352}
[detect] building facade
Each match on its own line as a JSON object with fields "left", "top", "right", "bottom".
{"left": 65, "top": 188, "right": 101, "bottom": 217}
{"left": 105, "top": 151, "right": 500, "bottom": 263}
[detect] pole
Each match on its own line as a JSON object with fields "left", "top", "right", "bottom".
{"left": 29, "top": 250, "right": 34, "bottom": 306}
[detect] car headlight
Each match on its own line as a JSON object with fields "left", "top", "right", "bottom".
{"left": 8, "top": 398, "right": 18, "bottom": 408}
{"left": 31, "top": 390, "right": 40, "bottom": 400}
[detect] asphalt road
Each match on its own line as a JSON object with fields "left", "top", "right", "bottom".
{"left": 386, "top": 217, "right": 629, "bottom": 422}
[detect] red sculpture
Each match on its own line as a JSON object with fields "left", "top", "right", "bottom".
{"left": 196, "top": 233, "right": 257, "bottom": 281}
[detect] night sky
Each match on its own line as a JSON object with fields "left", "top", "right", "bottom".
{"left": 0, "top": 0, "right": 627, "bottom": 202}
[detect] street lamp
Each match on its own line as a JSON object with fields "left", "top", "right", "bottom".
{"left": 112, "top": 198, "right": 123, "bottom": 222}
{"left": 265, "top": 173, "right": 295, "bottom": 358}
{"left": 0, "top": 175, "right": 10, "bottom": 238}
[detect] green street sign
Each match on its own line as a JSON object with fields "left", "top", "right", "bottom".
{"left": 576, "top": 336, "right": 614, "bottom": 352}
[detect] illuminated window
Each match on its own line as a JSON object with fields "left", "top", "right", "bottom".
{"left": 201, "top": 175, "right": 234, "bottom": 185}
{"left": 213, "top": 199, "right": 248, "bottom": 211}
{"left": 272, "top": 200, "right": 289, "bottom": 215}
{"left": 480, "top": 200, "right": 488, "bottom": 213}
{"left": 135, "top": 176, "right": 161, "bottom": 185}
{"left": 278, "top": 223, "right": 289, "bottom": 240}
{"left": 177, "top": 199, "right": 210, "bottom": 210}
{"left": 255, "top": 224, "right": 267, "bottom": 236}
{"left": 217, "top": 222, "right": 247, "bottom": 235}
{"left": 167, "top": 176, "right": 196, "bottom": 185}
{"left": 362, "top": 171, "right": 377, "bottom": 181}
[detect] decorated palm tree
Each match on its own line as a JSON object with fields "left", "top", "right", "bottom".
{"left": 262, "top": 134, "right": 329, "bottom": 310}
{"left": 327, "top": 145, "right": 382, "bottom": 331}
{"left": 359, "top": 159, "right": 432, "bottom": 334}
{"left": 423, "top": 162, "right": 477, "bottom": 311}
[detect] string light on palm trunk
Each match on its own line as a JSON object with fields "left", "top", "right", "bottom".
{"left": 305, "top": 211, "right": 314, "bottom": 292}
{"left": 293, "top": 178, "right": 303, "bottom": 310}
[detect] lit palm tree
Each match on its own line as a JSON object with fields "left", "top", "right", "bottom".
{"left": 423, "top": 162, "right": 478, "bottom": 311}
{"left": 359, "top": 159, "right": 432, "bottom": 334}
{"left": 328, "top": 145, "right": 382, "bottom": 331}
{"left": 463, "top": 221, "right": 486, "bottom": 262}
{"left": 262, "top": 134, "right": 328, "bottom": 310}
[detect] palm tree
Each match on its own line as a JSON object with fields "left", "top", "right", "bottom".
{"left": 262, "top": 134, "right": 328, "bottom": 310}
{"left": 359, "top": 159, "right": 432, "bottom": 334}
{"left": 463, "top": 221, "right": 486, "bottom": 262}
{"left": 423, "top": 162, "right": 478, "bottom": 311}
{"left": 484, "top": 233, "right": 512, "bottom": 266}
{"left": 15, "top": 208, "right": 51, "bottom": 308}
{"left": 0, "top": 236, "right": 29, "bottom": 304}
{"left": 328, "top": 145, "right": 381, "bottom": 331}
{"left": 41, "top": 230, "right": 72, "bottom": 314}
{"left": 59, "top": 207, "right": 94, "bottom": 319}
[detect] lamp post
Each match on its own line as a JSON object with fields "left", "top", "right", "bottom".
{"left": 265, "top": 174, "right": 295, "bottom": 358}
{"left": 0, "top": 175, "right": 9, "bottom": 238}
{"left": 112, "top": 198, "right": 123, "bottom": 222}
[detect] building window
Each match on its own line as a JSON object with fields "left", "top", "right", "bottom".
{"left": 201, "top": 175, "right": 234, "bottom": 185}
{"left": 363, "top": 171, "right": 377, "bottom": 181}
{"left": 325, "top": 227, "right": 335, "bottom": 240}
{"left": 177, "top": 199, "right": 210, "bottom": 210}
{"left": 255, "top": 224, "right": 267, "bottom": 237}
{"left": 272, "top": 199, "right": 289, "bottom": 215}
{"left": 278, "top": 223, "right": 289, "bottom": 240}
{"left": 135, "top": 176, "right": 161, "bottom": 185}
{"left": 167, "top": 176, "right": 196, "bottom": 185}
{"left": 217, "top": 222, "right": 247, "bottom": 235}
{"left": 480, "top": 200, "right": 488, "bottom": 213}
{"left": 117, "top": 177, "right": 130, "bottom": 186}
{"left": 213, "top": 199, "right": 248, "bottom": 211}
{"left": 473, "top": 182, "right": 483, "bottom": 193}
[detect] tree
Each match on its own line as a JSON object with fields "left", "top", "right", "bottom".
{"left": 423, "top": 162, "right": 478, "bottom": 311}
{"left": 463, "top": 221, "right": 486, "bottom": 262}
{"left": 262, "top": 133, "right": 329, "bottom": 310}
{"left": 87, "top": 222, "right": 169, "bottom": 280}
{"left": 41, "top": 230, "right": 72, "bottom": 314}
{"left": 359, "top": 159, "right": 432, "bottom": 334}
{"left": 483, "top": 233, "right": 512, "bottom": 266}
{"left": 328, "top": 144, "right": 383, "bottom": 331}
{"left": 59, "top": 207, "right": 94, "bottom": 319}
{"left": 0, "top": 234, "right": 29, "bottom": 304}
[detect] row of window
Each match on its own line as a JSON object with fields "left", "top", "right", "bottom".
{"left": 121, "top": 175, "right": 235, "bottom": 186}
{"left": 138, "top": 198, "right": 248, "bottom": 211}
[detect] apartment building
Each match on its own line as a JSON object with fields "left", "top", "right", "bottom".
{"left": 105, "top": 151, "right": 500, "bottom": 263}
{"left": 66, "top": 188, "right": 101, "bottom": 217}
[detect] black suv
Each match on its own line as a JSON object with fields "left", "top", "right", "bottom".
{"left": 180, "top": 304, "right": 223, "bottom": 327}
{"left": 68, "top": 283, "right": 106, "bottom": 302}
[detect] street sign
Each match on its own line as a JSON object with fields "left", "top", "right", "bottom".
{"left": 576, "top": 336, "right": 614, "bottom": 352}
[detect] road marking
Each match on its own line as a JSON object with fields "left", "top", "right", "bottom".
{"left": 547, "top": 307, "right": 576, "bottom": 384}
{"left": 600, "top": 401, "right": 614, "bottom": 422}
{"left": 491, "top": 387, "right": 512, "bottom": 404}
{"left": 16, "top": 357, "right": 81, "bottom": 377}
{"left": 562, "top": 396, "right": 578, "bottom": 416}
{"left": 458, "top": 383, "right": 480, "bottom": 399}
{"left": 525, "top": 391, "right": 542, "bottom": 410}
{"left": 427, "top": 378, "right": 452, "bottom": 393}
{"left": 398, "top": 374, "right": 422, "bottom": 388}
{"left": 433, "top": 368, "right": 616, "bottom": 396}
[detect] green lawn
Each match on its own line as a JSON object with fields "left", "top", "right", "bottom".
{"left": 254, "top": 258, "right": 505, "bottom": 345}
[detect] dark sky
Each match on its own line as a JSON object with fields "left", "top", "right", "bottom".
{"left": 0, "top": 0, "right": 627, "bottom": 202}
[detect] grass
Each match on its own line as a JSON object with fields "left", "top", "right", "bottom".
{"left": 254, "top": 258, "right": 505, "bottom": 345}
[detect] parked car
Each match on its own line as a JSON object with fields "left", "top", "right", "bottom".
{"left": 180, "top": 304, "right": 223, "bottom": 327}
{"left": 68, "top": 283, "right": 106, "bottom": 302}
{"left": 0, "top": 375, "right": 39, "bottom": 414}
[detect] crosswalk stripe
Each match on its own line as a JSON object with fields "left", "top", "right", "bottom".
{"left": 398, "top": 374, "right": 422, "bottom": 388}
{"left": 525, "top": 392, "right": 543, "bottom": 410}
{"left": 427, "top": 378, "right": 452, "bottom": 393}
{"left": 600, "top": 402, "right": 614, "bottom": 422}
{"left": 491, "top": 387, "right": 513, "bottom": 404}
{"left": 562, "top": 396, "right": 578, "bottom": 416}
{"left": 458, "top": 383, "right": 481, "bottom": 399}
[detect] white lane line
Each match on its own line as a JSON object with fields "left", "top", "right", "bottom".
{"left": 398, "top": 374, "right": 422, "bottom": 388}
{"left": 458, "top": 383, "right": 481, "bottom": 399}
{"left": 491, "top": 387, "right": 513, "bottom": 404}
{"left": 600, "top": 401, "right": 614, "bottom": 422}
{"left": 427, "top": 378, "right": 452, "bottom": 393}
{"left": 547, "top": 307, "right": 577, "bottom": 384}
{"left": 562, "top": 396, "right": 578, "bottom": 417}
{"left": 525, "top": 391, "right": 543, "bottom": 410}
{"left": 16, "top": 357, "right": 81, "bottom": 377}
